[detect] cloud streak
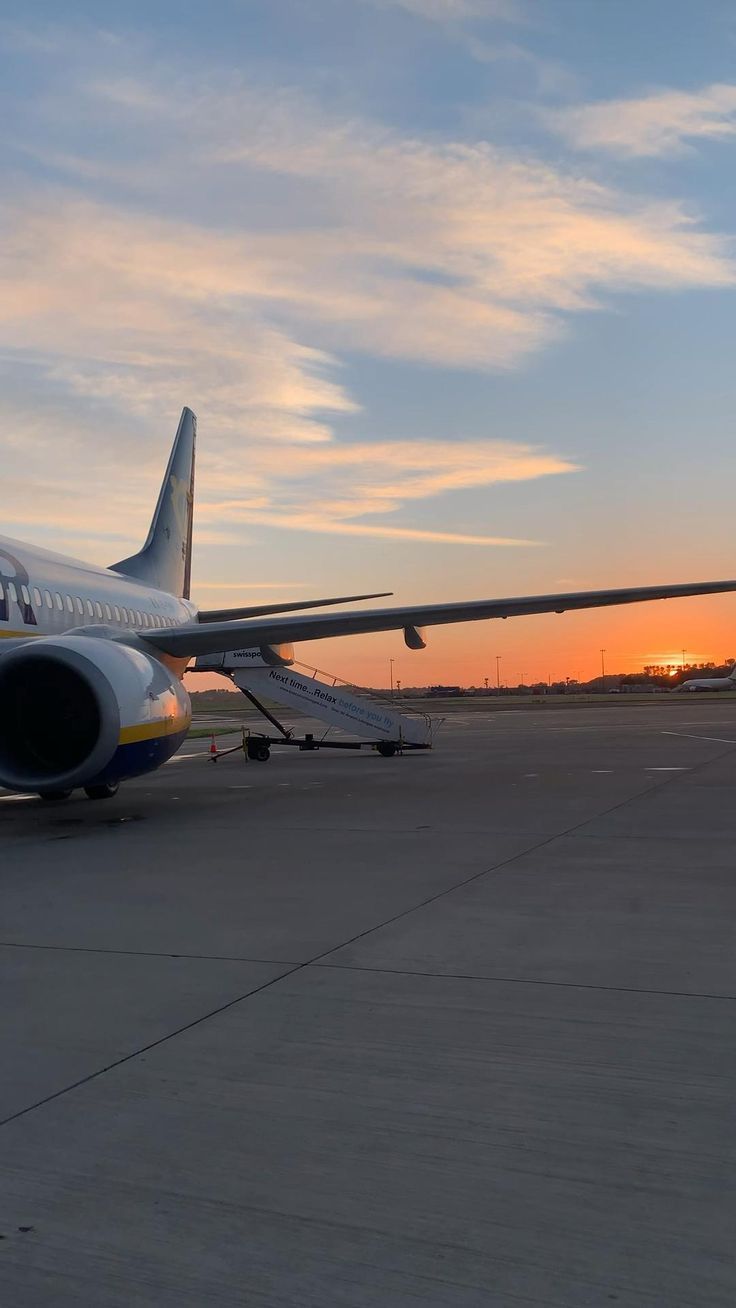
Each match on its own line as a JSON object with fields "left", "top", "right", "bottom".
{"left": 218, "top": 514, "right": 541, "bottom": 547}
{"left": 196, "top": 438, "right": 575, "bottom": 545}
{"left": 548, "top": 83, "right": 736, "bottom": 158}
{"left": 365, "top": 0, "right": 521, "bottom": 19}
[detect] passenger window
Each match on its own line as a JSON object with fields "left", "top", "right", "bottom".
{"left": 55, "top": 592, "right": 63, "bottom": 611}
{"left": 33, "top": 587, "right": 42, "bottom": 607}
{"left": 44, "top": 590, "right": 53, "bottom": 608}
{"left": 65, "top": 595, "right": 74, "bottom": 614}
{"left": 8, "top": 582, "right": 17, "bottom": 602}
{"left": 104, "top": 603, "right": 112, "bottom": 621}
{"left": 76, "top": 597, "right": 84, "bottom": 616}
{"left": 113, "top": 606, "right": 121, "bottom": 622}
{"left": 95, "top": 601, "right": 103, "bottom": 619}
{"left": 86, "top": 599, "right": 94, "bottom": 618}
{"left": 21, "top": 585, "right": 31, "bottom": 605}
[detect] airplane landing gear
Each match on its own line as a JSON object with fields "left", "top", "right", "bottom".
{"left": 84, "top": 782, "right": 120, "bottom": 800}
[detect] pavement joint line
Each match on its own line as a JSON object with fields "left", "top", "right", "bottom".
{"left": 0, "top": 818, "right": 630, "bottom": 1128}
{"left": 0, "top": 963, "right": 304, "bottom": 1130}
{"left": 547, "top": 736, "right": 736, "bottom": 842}
{"left": 314, "top": 962, "right": 736, "bottom": 1003}
{"left": 4, "top": 732, "right": 735, "bottom": 1131}
{"left": 0, "top": 941, "right": 296, "bottom": 966}
{"left": 662, "top": 731, "right": 736, "bottom": 744}
{"left": 305, "top": 772, "right": 705, "bottom": 970}
{"left": 312, "top": 740, "right": 736, "bottom": 970}
{"left": 0, "top": 830, "right": 559, "bottom": 1126}
{"left": 561, "top": 830, "right": 736, "bottom": 844}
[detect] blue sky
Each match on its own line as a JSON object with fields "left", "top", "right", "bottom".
{"left": 2, "top": 0, "right": 736, "bottom": 682}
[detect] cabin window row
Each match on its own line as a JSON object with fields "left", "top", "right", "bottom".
{"left": 0, "top": 580, "right": 178, "bottom": 629}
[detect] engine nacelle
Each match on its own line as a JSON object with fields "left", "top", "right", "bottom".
{"left": 0, "top": 635, "right": 191, "bottom": 794}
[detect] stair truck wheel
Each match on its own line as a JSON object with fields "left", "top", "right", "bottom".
{"left": 247, "top": 740, "right": 271, "bottom": 762}
{"left": 377, "top": 741, "right": 397, "bottom": 758}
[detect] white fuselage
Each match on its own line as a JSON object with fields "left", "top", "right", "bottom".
{"left": 679, "top": 674, "right": 736, "bottom": 691}
{"left": 0, "top": 534, "right": 197, "bottom": 648}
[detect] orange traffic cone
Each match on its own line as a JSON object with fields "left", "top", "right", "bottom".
{"left": 209, "top": 733, "right": 218, "bottom": 761}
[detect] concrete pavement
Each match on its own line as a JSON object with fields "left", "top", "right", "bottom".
{"left": 1, "top": 700, "right": 735, "bottom": 1305}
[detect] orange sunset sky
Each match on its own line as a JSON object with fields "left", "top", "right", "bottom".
{"left": 3, "top": 1, "right": 736, "bottom": 686}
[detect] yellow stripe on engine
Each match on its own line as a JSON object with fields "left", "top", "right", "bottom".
{"left": 118, "top": 716, "right": 191, "bottom": 746}
{"left": 0, "top": 630, "right": 42, "bottom": 639}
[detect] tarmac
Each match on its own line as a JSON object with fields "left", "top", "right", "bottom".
{"left": 1, "top": 698, "right": 736, "bottom": 1306}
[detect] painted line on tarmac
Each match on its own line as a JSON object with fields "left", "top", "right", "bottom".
{"left": 662, "top": 731, "right": 736, "bottom": 745}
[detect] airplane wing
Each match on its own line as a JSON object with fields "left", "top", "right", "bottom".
{"left": 141, "top": 578, "right": 736, "bottom": 658}
{"left": 197, "top": 591, "right": 391, "bottom": 623}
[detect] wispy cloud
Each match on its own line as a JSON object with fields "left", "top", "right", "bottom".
{"left": 192, "top": 581, "right": 313, "bottom": 590}
{"left": 217, "top": 513, "right": 540, "bottom": 547}
{"left": 2, "top": 33, "right": 735, "bottom": 560}
{"left": 365, "top": 0, "right": 521, "bottom": 19}
{"left": 10, "top": 63, "right": 732, "bottom": 384}
{"left": 196, "top": 438, "right": 575, "bottom": 546}
{"left": 547, "top": 83, "right": 736, "bottom": 158}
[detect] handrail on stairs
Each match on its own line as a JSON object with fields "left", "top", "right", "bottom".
{"left": 291, "top": 658, "right": 433, "bottom": 729}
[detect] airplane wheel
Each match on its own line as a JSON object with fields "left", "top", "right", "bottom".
{"left": 377, "top": 742, "right": 397, "bottom": 758}
{"left": 84, "top": 782, "right": 120, "bottom": 801}
{"left": 38, "top": 789, "right": 73, "bottom": 801}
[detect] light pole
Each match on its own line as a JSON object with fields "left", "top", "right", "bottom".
{"left": 681, "top": 649, "right": 686, "bottom": 670}
{"left": 496, "top": 655, "right": 501, "bottom": 690}
{"left": 389, "top": 658, "right": 395, "bottom": 696}
{"left": 600, "top": 648, "right": 606, "bottom": 681}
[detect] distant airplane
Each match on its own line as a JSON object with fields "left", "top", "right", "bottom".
{"left": 2, "top": 406, "right": 736, "bottom": 801}
{"left": 678, "top": 667, "right": 736, "bottom": 692}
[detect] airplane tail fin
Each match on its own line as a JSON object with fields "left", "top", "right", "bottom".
{"left": 110, "top": 408, "right": 196, "bottom": 598}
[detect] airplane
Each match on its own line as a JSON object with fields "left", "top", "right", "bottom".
{"left": 2, "top": 405, "right": 736, "bottom": 802}
{"left": 678, "top": 666, "right": 736, "bottom": 691}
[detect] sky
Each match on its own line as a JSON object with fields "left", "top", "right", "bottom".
{"left": 2, "top": 0, "right": 736, "bottom": 687}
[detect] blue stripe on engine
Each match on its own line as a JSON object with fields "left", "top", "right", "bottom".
{"left": 87, "top": 728, "right": 190, "bottom": 785}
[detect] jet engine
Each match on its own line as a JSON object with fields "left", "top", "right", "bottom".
{"left": 0, "top": 634, "right": 191, "bottom": 797}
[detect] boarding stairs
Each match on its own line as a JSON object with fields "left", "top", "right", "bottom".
{"left": 193, "top": 648, "right": 439, "bottom": 751}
